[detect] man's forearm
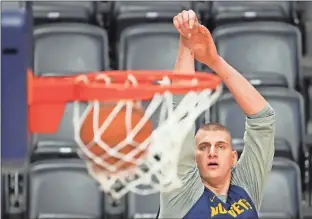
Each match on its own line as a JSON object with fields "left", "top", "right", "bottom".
{"left": 172, "top": 37, "right": 195, "bottom": 109}
{"left": 208, "top": 56, "right": 267, "bottom": 116}
{"left": 174, "top": 37, "right": 195, "bottom": 74}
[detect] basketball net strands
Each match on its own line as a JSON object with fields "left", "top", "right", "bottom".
{"left": 28, "top": 69, "right": 222, "bottom": 199}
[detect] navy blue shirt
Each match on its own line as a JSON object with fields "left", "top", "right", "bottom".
{"left": 184, "top": 185, "right": 258, "bottom": 218}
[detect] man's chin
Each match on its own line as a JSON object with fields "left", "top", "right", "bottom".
{"left": 203, "top": 173, "right": 222, "bottom": 182}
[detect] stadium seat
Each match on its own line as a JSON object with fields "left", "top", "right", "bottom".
{"left": 299, "top": 1, "right": 312, "bottom": 23}
{"left": 212, "top": 22, "right": 302, "bottom": 89}
{"left": 32, "top": 1, "right": 95, "bottom": 24}
{"left": 1, "top": 1, "right": 27, "bottom": 10}
{"left": 298, "top": 1, "right": 312, "bottom": 56}
{"left": 298, "top": 1, "right": 312, "bottom": 125}
{"left": 211, "top": 1, "right": 296, "bottom": 24}
{"left": 212, "top": 87, "right": 305, "bottom": 163}
{"left": 111, "top": 1, "right": 199, "bottom": 38}
{"left": 118, "top": 23, "right": 179, "bottom": 70}
{"left": 127, "top": 193, "right": 160, "bottom": 218}
{"left": 34, "top": 23, "right": 110, "bottom": 75}
{"left": 304, "top": 21, "right": 312, "bottom": 56}
{"left": 259, "top": 158, "right": 302, "bottom": 219}
{"left": 27, "top": 159, "right": 104, "bottom": 219}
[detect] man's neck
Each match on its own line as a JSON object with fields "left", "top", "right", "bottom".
{"left": 202, "top": 176, "right": 231, "bottom": 196}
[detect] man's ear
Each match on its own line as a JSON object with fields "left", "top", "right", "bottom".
{"left": 232, "top": 150, "right": 238, "bottom": 167}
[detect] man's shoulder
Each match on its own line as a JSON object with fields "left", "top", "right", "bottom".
{"left": 160, "top": 169, "right": 204, "bottom": 218}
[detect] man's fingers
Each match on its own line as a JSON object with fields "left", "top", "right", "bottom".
{"left": 177, "top": 13, "right": 188, "bottom": 35}
{"left": 182, "top": 10, "right": 190, "bottom": 31}
{"left": 188, "top": 10, "right": 197, "bottom": 29}
{"left": 173, "top": 16, "right": 183, "bottom": 34}
{"left": 177, "top": 13, "right": 184, "bottom": 26}
{"left": 174, "top": 12, "right": 188, "bottom": 37}
{"left": 174, "top": 14, "right": 188, "bottom": 38}
{"left": 199, "top": 25, "right": 210, "bottom": 36}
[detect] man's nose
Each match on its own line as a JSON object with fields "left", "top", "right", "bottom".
{"left": 208, "top": 145, "right": 217, "bottom": 157}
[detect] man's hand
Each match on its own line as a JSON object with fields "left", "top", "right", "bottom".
{"left": 173, "top": 10, "right": 219, "bottom": 68}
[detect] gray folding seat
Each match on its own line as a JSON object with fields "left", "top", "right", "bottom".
{"left": 212, "top": 22, "right": 302, "bottom": 88}
{"left": 112, "top": 1, "right": 203, "bottom": 38}
{"left": 298, "top": 1, "right": 312, "bottom": 23}
{"left": 212, "top": 87, "right": 305, "bottom": 163}
{"left": 259, "top": 158, "right": 302, "bottom": 219}
{"left": 34, "top": 23, "right": 109, "bottom": 75}
{"left": 28, "top": 159, "right": 104, "bottom": 219}
{"left": 1, "top": 1, "right": 27, "bottom": 10}
{"left": 118, "top": 23, "right": 179, "bottom": 70}
{"left": 298, "top": 2, "right": 312, "bottom": 122}
{"left": 211, "top": 1, "right": 296, "bottom": 24}
{"left": 32, "top": 23, "right": 109, "bottom": 159}
{"left": 32, "top": 1, "right": 95, "bottom": 24}
{"left": 127, "top": 192, "right": 160, "bottom": 219}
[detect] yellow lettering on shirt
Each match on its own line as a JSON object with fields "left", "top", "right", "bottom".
{"left": 210, "top": 206, "right": 219, "bottom": 217}
{"left": 210, "top": 198, "right": 253, "bottom": 218}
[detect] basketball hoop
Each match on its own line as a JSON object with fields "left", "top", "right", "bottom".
{"left": 27, "top": 69, "right": 222, "bottom": 199}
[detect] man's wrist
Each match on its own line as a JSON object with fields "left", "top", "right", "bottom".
{"left": 178, "top": 36, "right": 192, "bottom": 51}
{"left": 204, "top": 55, "right": 223, "bottom": 72}
{"left": 177, "top": 41, "right": 194, "bottom": 61}
{"left": 174, "top": 36, "right": 195, "bottom": 75}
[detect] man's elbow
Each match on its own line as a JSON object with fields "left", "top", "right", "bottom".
{"left": 267, "top": 103, "right": 275, "bottom": 118}
{"left": 266, "top": 104, "right": 276, "bottom": 127}
{"left": 247, "top": 103, "right": 275, "bottom": 120}
{"left": 246, "top": 103, "right": 275, "bottom": 131}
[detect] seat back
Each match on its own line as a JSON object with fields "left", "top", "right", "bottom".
{"left": 112, "top": 1, "right": 194, "bottom": 37}
{"left": 34, "top": 23, "right": 109, "bottom": 75}
{"left": 118, "top": 23, "right": 179, "bottom": 70}
{"left": 260, "top": 158, "right": 302, "bottom": 219}
{"left": 212, "top": 22, "right": 302, "bottom": 88}
{"left": 33, "top": 23, "right": 109, "bottom": 158}
{"left": 28, "top": 159, "right": 103, "bottom": 219}
{"left": 127, "top": 192, "right": 159, "bottom": 218}
{"left": 32, "top": 1, "right": 95, "bottom": 24}
{"left": 211, "top": 1, "right": 295, "bottom": 24}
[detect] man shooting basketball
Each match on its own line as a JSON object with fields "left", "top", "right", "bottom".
{"left": 159, "top": 10, "right": 276, "bottom": 218}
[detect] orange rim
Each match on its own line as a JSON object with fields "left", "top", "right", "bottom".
{"left": 27, "top": 70, "right": 221, "bottom": 134}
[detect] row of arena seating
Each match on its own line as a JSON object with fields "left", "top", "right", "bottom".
{"left": 10, "top": 158, "right": 300, "bottom": 219}
{"left": 27, "top": 1, "right": 312, "bottom": 70}
{"left": 2, "top": 1, "right": 312, "bottom": 219}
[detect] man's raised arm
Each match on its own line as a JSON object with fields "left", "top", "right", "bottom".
{"left": 209, "top": 57, "right": 276, "bottom": 211}
{"left": 172, "top": 22, "right": 197, "bottom": 176}
{"left": 198, "top": 27, "right": 276, "bottom": 211}
{"left": 178, "top": 10, "right": 275, "bottom": 210}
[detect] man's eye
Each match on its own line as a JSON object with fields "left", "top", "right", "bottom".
{"left": 199, "top": 145, "right": 209, "bottom": 150}
{"left": 216, "top": 145, "right": 222, "bottom": 149}
{"left": 200, "top": 145, "right": 206, "bottom": 150}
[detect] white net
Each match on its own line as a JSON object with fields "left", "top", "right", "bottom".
{"left": 72, "top": 73, "right": 222, "bottom": 200}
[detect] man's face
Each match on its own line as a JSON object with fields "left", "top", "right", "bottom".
{"left": 195, "top": 129, "right": 237, "bottom": 184}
